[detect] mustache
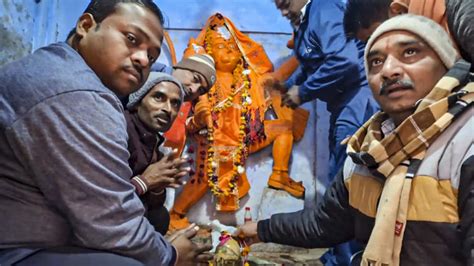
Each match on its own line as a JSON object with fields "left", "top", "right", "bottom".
{"left": 379, "top": 79, "right": 414, "bottom": 96}
{"left": 183, "top": 86, "right": 192, "bottom": 97}
{"left": 155, "top": 112, "right": 171, "bottom": 122}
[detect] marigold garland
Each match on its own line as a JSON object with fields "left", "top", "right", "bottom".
{"left": 207, "top": 61, "right": 251, "bottom": 197}
{"left": 203, "top": 25, "right": 253, "bottom": 197}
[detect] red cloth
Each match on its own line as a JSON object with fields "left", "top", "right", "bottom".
{"left": 163, "top": 102, "right": 192, "bottom": 155}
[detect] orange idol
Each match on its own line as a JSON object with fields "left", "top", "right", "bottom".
{"left": 170, "top": 13, "right": 309, "bottom": 230}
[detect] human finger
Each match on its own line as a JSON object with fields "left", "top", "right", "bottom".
{"left": 167, "top": 223, "right": 196, "bottom": 243}
{"left": 183, "top": 224, "right": 199, "bottom": 239}
{"left": 175, "top": 167, "right": 191, "bottom": 175}
{"left": 158, "top": 168, "right": 179, "bottom": 178}
{"left": 281, "top": 95, "right": 292, "bottom": 107}
{"left": 164, "top": 148, "right": 179, "bottom": 162}
{"left": 195, "top": 243, "right": 213, "bottom": 254}
{"left": 195, "top": 251, "right": 214, "bottom": 263}
{"left": 174, "top": 159, "right": 190, "bottom": 169}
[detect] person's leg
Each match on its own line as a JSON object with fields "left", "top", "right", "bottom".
{"left": 321, "top": 87, "right": 379, "bottom": 265}
{"left": 169, "top": 177, "right": 209, "bottom": 230}
{"left": 0, "top": 248, "right": 40, "bottom": 266}
{"left": 321, "top": 109, "right": 359, "bottom": 266}
{"left": 14, "top": 247, "right": 142, "bottom": 266}
{"left": 147, "top": 205, "right": 170, "bottom": 235}
{"left": 254, "top": 120, "right": 305, "bottom": 198}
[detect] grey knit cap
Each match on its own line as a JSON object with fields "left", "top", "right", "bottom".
{"left": 364, "top": 14, "right": 460, "bottom": 76}
{"left": 127, "top": 72, "right": 184, "bottom": 110}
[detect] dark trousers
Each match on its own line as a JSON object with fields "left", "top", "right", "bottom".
{"left": 0, "top": 247, "right": 143, "bottom": 266}
{"left": 147, "top": 205, "right": 170, "bottom": 235}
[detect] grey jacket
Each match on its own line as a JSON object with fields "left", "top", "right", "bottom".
{"left": 0, "top": 43, "right": 175, "bottom": 265}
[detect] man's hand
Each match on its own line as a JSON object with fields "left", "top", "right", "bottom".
{"left": 233, "top": 221, "right": 261, "bottom": 246}
{"left": 282, "top": 85, "right": 302, "bottom": 109}
{"left": 262, "top": 77, "right": 288, "bottom": 94}
{"left": 167, "top": 224, "right": 214, "bottom": 265}
{"left": 140, "top": 149, "right": 190, "bottom": 191}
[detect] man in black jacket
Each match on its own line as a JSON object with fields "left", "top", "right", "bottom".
{"left": 236, "top": 14, "right": 473, "bottom": 265}
{"left": 126, "top": 72, "right": 188, "bottom": 234}
{"left": 126, "top": 71, "right": 214, "bottom": 263}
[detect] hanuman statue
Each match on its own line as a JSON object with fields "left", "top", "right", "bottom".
{"left": 170, "top": 13, "right": 308, "bottom": 230}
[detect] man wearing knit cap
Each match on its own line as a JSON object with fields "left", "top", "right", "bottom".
{"left": 126, "top": 72, "right": 187, "bottom": 233}
{"left": 124, "top": 72, "right": 213, "bottom": 263}
{"left": 151, "top": 54, "right": 216, "bottom": 155}
{"left": 153, "top": 53, "right": 216, "bottom": 102}
{"left": 236, "top": 14, "right": 473, "bottom": 265}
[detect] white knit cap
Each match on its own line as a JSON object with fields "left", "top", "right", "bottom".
{"left": 364, "top": 14, "right": 459, "bottom": 75}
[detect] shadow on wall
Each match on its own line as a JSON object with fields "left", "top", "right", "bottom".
{"left": 0, "top": 18, "right": 32, "bottom": 66}
{"left": 0, "top": 0, "right": 34, "bottom": 66}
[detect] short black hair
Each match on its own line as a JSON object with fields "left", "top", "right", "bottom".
{"left": 66, "top": 0, "right": 164, "bottom": 41}
{"left": 344, "top": 0, "right": 391, "bottom": 39}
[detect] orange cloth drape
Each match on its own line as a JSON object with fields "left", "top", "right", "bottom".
{"left": 392, "top": 0, "right": 459, "bottom": 51}
{"left": 183, "top": 14, "right": 274, "bottom": 120}
{"left": 180, "top": 14, "right": 275, "bottom": 209}
{"left": 393, "top": 0, "right": 447, "bottom": 27}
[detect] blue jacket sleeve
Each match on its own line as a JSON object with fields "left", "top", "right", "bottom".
{"left": 7, "top": 91, "right": 176, "bottom": 265}
{"left": 298, "top": 2, "right": 360, "bottom": 104}
{"left": 285, "top": 65, "right": 306, "bottom": 88}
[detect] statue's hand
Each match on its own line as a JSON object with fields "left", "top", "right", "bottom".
{"left": 187, "top": 100, "right": 212, "bottom": 133}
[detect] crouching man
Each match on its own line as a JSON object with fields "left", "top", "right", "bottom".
{"left": 236, "top": 14, "right": 473, "bottom": 265}
{"left": 125, "top": 72, "right": 189, "bottom": 235}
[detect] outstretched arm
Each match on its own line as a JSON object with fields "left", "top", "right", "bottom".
{"left": 257, "top": 169, "right": 354, "bottom": 248}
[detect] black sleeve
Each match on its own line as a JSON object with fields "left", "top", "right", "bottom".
{"left": 257, "top": 169, "right": 354, "bottom": 248}
{"left": 143, "top": 190, "right": 167, "bottom": 209}
{"left": 458, "top": 155, "right": 474, "bottom": 265}
{"left": 446, "top": 0, "right": 474, "bottom": 64}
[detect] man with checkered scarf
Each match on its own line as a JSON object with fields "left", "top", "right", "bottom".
{"left": 236, "top": 14, "right": 473, "bottom": 266}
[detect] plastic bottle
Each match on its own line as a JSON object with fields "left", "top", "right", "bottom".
{"left": 244, "top": 207, "right": 252, "bottom": 223}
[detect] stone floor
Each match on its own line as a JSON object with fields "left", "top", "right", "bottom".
{"left": 194, "top": 228, "right": 326, "bottom": 265}
{"left": 248, "top": 243, "right": 326, "bottom": 265}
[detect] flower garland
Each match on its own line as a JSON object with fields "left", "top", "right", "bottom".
{"left": 203, "top": 26, "right": 253, "bottom": 197}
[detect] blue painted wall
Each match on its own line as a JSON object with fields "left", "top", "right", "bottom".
{"left": 0, "top": 0, "right": 332, "bottom": 226}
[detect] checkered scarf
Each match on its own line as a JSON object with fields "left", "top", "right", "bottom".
{"left": 345, "top": 60, "right": 473, "bottom": 266}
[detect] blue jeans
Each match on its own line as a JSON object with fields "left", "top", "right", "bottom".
{"left": 328, "top": 86, "right": 378, "bottom": 181}
{"left": 322, "top": 86, "right": 379, "bottom": 265}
